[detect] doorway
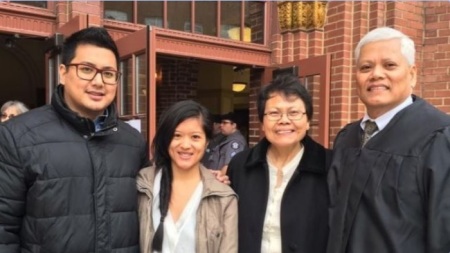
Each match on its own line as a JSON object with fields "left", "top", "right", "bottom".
{"left": 155, "top": 55, "right": 250, "bottom": 142}
{"left": 0, "top": 33, "right": 47, "bottom": 109}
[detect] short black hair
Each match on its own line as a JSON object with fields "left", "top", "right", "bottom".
{"left": 257, "top": 73, "right": 313, "bottom": 122}
{"left": 211, "top": 114, "right": 221, "bottom": 123}
{"left": 61, "top": 27, "right": 120, "bottom": 68}
{"left": 221, "top": 112, "right": 238, "bottom": 124}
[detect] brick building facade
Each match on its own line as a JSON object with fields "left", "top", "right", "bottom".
{"left": 270, "top": 1, "right": 450, "bottom": 146}
{"left": 1, "top": 1, "right": 449, "bottom": 149}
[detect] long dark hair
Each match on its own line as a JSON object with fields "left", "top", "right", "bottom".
{"left": 150, "top": 100, "right": 212, "bottom": 251}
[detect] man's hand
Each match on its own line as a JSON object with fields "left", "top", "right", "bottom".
{"left": 209, "top": 169, "right": 231, "bottom": 185}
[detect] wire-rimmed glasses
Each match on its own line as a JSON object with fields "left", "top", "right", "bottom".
{"left": 263, "top": 110, "right": 306, "bottom": 121}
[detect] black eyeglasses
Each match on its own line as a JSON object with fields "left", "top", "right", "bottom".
{"left": 264, "top": 110, "right": 306, "bottom": 121}
{"left": 66, "top": 63, "right": 121, "bottom": 85}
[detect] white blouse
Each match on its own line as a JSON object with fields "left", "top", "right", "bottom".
{"left": 152, "top": 170, "right": 203, "bottom": 253}
{"left": 261, "top": 147, "right": 304, "bottom": 253}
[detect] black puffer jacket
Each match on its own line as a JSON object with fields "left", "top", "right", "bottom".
{"left": 0, "top": 85, "right": 149, "bottom": 253}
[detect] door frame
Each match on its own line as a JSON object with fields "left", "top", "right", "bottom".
{"left": 115, "top": 26, "right": 156, "bottom": 146}
{"left": 45, "top": 15, "right": 88, "bottom": 102}
{"left": 262, "top": 54, "right": 331, "bottom": 147}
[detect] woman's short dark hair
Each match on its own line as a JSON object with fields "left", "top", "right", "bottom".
{"left": 257, "top": 73, "right": 313, "bottom": 122}
{"left": 150, "top": 99, "right": 212, "bottom": 251}
{"left": 61, "top": 27, "right": 120, "bottom": 68}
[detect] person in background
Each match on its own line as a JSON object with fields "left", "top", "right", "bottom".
{"left": 0, "top": 100, "right": 29, "bottom": 122}
{"left": 327, "top": 27, "right": 450, "bottom": 253}
{"left": 0, "top": 27, "right": 149, "bottom": 252}
{"left": 214, "top": 112, "right": 247, "bottom": 174}
{"left": 201, "top": 113, "right": 226, "bottom": 170}
{"left": 227, "top": 73, "right": 331, "bottom": 253}
{"left": 137, "top": 100, "right": 237, "bottom": 253}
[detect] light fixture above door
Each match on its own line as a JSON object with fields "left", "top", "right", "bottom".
{"left": 232, "top": 66, "right": 248, "bottom": 93}
{"left": 232, "top": 82, "right": 247, "bottom": 92}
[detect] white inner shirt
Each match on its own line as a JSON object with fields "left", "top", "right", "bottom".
{"left": 152, "top": 170, "right": 203, "bottom": 253}
{"left": 360, "top": 96, "right": 413, "bottom": 137}
{"left": 261, "top": 146, "right": 304, "bottom": 253}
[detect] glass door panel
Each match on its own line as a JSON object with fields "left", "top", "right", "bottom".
{"left": 115, "top": 27, "right": 156, "bottom": 145}
{"left": 120, "top": 58, "right": 133, "bottom": 115}
{"left": 136, "top": 54, "right": 147, "bottom": 114}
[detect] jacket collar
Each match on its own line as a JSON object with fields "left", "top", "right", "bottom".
{"left": 51, "top": 84, "right": 118, "bottom": 135}
{"left": 200, "top": 165, "right": 236, "bottom": 198}
{"left": 245, "top": 135, "right": 327, "bottom": 175}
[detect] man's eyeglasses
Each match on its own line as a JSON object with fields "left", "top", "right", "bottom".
{"left": 1, "top": 113, "right": 16, "bottom": 120}
{"left": 220, "top": 120, "right": 233, "bottom": 125}
{"left": 66, "top": 63, "right": 121, "bottom": 85}
{"left": 264, "top": 110, "right": 306, "bottom": 121}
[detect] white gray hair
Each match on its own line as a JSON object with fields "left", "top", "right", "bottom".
{"left": 354, "top": 27, "right": 415, "bottom": 65}
{"left": 1, "top": 100, "right": 29, "bottom": 114}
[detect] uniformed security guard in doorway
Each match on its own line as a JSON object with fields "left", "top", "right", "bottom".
{"left": 210, "top": 112, "right": 247, "bottom": 174}
{"left": 201, "top": 114, "right": 226, "bottom": 169}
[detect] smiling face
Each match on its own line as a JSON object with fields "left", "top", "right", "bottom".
{"left": 262, "top": 92, "right": 310, "bottom": 148}
{"left": 169, "top": 117, "right": 208, "bottom": 172}
{"left": 356, "top": 39, "right": 417, "bottom": 118}
{"left": 59, "top": 44, "right": 118, "bottom": 120}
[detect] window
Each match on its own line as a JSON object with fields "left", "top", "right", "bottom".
{"left": 220, "top": 2, "right": 242, "bottom": 40}
{"left": 137, "top": 2, "right": 164, "bottom": 27}
{"left": 167, "top": 1, "right": 191, "bottom": 32}
{"left": 11, "top": 1, "right": 47, "bottom": 8}
{"left": 104, "top": 1, "right": 265, "bottom": 44}
{"left": 195, "top": 2, "right": 216, "bottom": 36}
{"left": 120, "top": 58, "right": 133, "bottom": 115}
{"left": 104, "top": 2, "right": 132, "bottom": 22}
{"left": 119, "top": 56, "right": 148, "bottom": 139}
{"left": 136, "top": 55, "right": 147, "bottom": 114}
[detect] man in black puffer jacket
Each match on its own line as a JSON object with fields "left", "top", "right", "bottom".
{"left": 0, "top": 27, "right": 149, "bottom": 253}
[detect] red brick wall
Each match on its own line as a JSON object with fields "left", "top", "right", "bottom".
{"left": 267, "top": 1, "right": 450, "bottom": 147}
{"left": 50, "top": 1, "right": 450, "bottom": 147}
{"left": 156, "top": 56, "right": 199, "bottom": 121}
{"left": 248, "top": 69, "right": 263, "bottom": 146}
{"left": 326, "top": 2, "right": 356, "bottom": 144}
{"left": 422, "top": 2, "right": 450, "bottom": 112}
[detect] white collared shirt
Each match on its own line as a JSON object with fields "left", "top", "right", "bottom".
{"left": 261, "top": 147, "right": 305, "bottom": 253}
{"left": 152, "top": 170, "right": 203, "bottom": 253}
{"left": 360, "top": 96, "right": 413, "bottom": 137}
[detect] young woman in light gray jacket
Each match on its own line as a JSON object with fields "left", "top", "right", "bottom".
{"left": 137, "top": 100, "right": 238, "bottom": 253}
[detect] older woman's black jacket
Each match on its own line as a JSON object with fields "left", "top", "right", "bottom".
{"left": 227, "top": 135, "right": 331, "bottom": 253}
{"left": 0, "top": 85, "right": 149, "bottom": 253}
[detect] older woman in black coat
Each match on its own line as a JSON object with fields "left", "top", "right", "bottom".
{"left": 227, "top": 73, "right": 331, "bottom": 253}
